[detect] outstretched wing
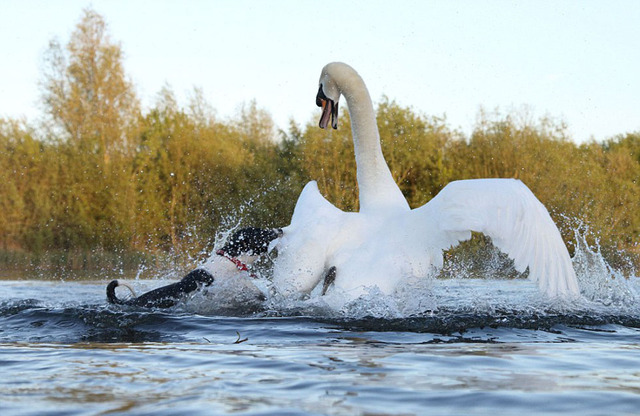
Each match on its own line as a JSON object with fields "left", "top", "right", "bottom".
{"left": 409, "top": 178, "right": 580, "bottom": 298}
{"left": 273, "top": 181, "right": 346, "bottom": 296}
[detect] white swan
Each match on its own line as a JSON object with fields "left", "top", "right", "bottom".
{"left": 273, "top": 62, "right": 580, "bottom": 301}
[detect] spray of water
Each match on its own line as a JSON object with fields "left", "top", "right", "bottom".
{"left": 180, "top": 205, "right": 639, "bottom": 321}
{"left": 268, "top": 225, "right": 637, "bottom": 319}
{"left": 572, "top": 228, "right": 637, "bottom": 307}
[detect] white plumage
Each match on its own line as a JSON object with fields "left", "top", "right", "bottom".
{"left": 273, "top": 62, "right": 580, "bottom": 302}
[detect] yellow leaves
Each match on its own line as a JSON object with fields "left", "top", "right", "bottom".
{"left": 297, "top": 109, "right": 358, "bottom": 211}
{"left": 40, "top": 8, "right": 140, "bottom": 164}
{"left": 1, "top": 8, "right": 637, "bottom": 271}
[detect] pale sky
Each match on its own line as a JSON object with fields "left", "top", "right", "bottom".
{"left": 1, "top": 0, "right": 639, "bottom": 143}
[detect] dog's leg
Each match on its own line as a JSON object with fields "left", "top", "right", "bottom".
{"left": 321, "top": 266, "right": 337, "bottom": 296}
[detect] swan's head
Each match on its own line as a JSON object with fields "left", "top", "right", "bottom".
{"left": 316, "top": 63, "right": 344, "bottom": 129}
{"left": 317, "top": 62, "right": 367, "bottom": 130}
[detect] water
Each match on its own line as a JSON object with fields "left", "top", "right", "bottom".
{"left": 1, "top": 264, "right": 640, "bottom": 416}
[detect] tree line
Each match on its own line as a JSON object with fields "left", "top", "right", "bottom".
{"left": 1, "top": 9, "right": 638, "bottom": 273}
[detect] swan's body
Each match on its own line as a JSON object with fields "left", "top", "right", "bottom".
{"left": 273, "top": 62, "right": 580, "bottom": 301}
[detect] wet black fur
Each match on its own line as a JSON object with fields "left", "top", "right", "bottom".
{"left": 219, "top": 227, "right": 282, "bottom": 257}
{"left": 106, "top": 269, "right": 214, "bottom": 308}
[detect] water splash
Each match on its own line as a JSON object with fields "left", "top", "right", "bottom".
{"left": 572, "top": 229, "right": 637, "bottom": 307}
{"left": 251, "top": 225, "right": 638, "bottom": 320}
{"left": 96, "top": 218, "right": 640, "bottom": 323}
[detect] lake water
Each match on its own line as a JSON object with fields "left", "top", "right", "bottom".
{"left": 1, "top": 252, "right": 640, "bottom": 415}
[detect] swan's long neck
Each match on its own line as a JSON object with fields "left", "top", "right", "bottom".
{"left": 337, "top": 70, "right": 409, "bottom": 214}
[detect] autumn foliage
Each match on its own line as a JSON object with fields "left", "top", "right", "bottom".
{"left": 1, "top": 10, "right": 638, "bottom": 272}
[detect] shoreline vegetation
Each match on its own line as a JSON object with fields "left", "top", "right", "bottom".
{"left": 0, "top": 248, "right": 184, "bottom": 280}
{"left": 2, "top": 10, "right": 639, "bottom": 278}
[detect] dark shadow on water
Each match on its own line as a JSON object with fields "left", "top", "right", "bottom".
{"left": 323, "top": 308, "right": 640, "bottom": 335}
{"left": 0, "top": 301, "right": 189, "bottom": 343}
{"left": 2, "top": 298, "right": 640, "bottom": 344}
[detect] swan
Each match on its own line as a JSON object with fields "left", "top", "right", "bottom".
{"left": 273, "top": 62, "right": 580, "bottom": 301}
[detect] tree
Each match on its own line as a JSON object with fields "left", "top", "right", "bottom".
{"left": 33, "top": 9, "right": 141, "bottom": 254}
{"left": 40, "top": 8, "right": 139, "bottom": 164}
{"left": 376, "top": 98, "right": 457, "bottom": 207}
{"left": 234, "top": 100, "right": 277, "bottom": 147}
{"left": 298, "top": 109, "right": 359, "bottom": 211}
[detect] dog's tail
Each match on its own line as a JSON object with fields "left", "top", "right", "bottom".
{"left": 106, "top": 279, "right": 137, "bottom": 305}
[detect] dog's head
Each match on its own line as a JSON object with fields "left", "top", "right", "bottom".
{"left": 221, "top": 227, "right": 283, "bottom": 257}
{"left": 175, "top": 268, "right": 215, "bottom": 295}
{"left": 185, "top": 268, "right": 215, "bottom": 285}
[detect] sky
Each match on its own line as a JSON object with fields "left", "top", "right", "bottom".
{"left": 0, "top": 0, "right": 639, "bottom": 143}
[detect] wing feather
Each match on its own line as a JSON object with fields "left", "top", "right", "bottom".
{"left": 411, "top": 178, "right": 580, "bottom": 298}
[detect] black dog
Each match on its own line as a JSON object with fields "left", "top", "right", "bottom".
{"left": 107, "top": 227, "right": 282, "bottom": 308}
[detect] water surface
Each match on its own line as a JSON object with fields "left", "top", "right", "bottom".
{"left": 1, "top": 273, "right": 639, "bottom": 416}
